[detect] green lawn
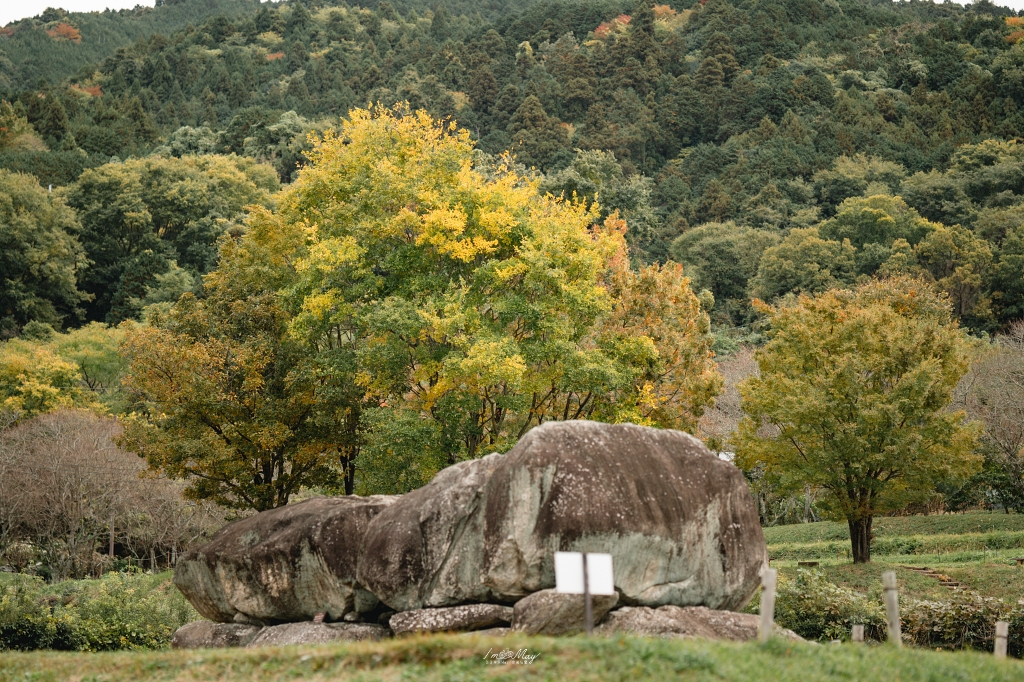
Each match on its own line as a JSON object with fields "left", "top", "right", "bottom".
{"left": 1, "top": 633, "right": 1021, "bottom": 682}
{"left": 763, "top": 512, "right": 1024, "bottom": 602}
{"left": 762, "top": 511, "right": 1024, "bottom": 544}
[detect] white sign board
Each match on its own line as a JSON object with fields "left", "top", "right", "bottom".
{"left": 554, "top": 552, "right": 615, "bottom": 595}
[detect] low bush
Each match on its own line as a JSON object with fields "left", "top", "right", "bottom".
{"left": 0, "top": 571, "right": 197, "bottom": 651}
{"left": 904, "top": 593, "right": 1024, "bottom": 656}
{"left": 774, "top": 569, "right": 887, "bottom": 641}
{"left": 775, "top": 569, "right": 1024, "bottom": 656}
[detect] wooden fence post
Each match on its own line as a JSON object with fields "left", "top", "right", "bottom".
{"left": 759, "top": 567, "right": 778, "bottom": 643}
{"left": 882, "top": 571, "right": 901, "bottom": 647}
{"left": 995, "top": 620, "right": 1009, "bottom": 659}
{"left": 851, "top": 624, "right": 864, "bottom": 643}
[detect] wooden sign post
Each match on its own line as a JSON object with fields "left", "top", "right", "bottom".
{"left": 582, "top": 553, "right": 592, "bottom": 634}
{"left": 882, "top": 571, "right": 902, "bottom": 647}
{"left": 994, "top": 620, "right": 1009, "bottom": 659}
{"left": 555, "top": 551, "right": 615, "bottom": 636}
{"left": 759, "top": 567, "right": 778, "bottom": 643}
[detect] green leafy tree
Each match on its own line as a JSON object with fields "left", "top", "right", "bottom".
{"left": 818, "top": 195, "right": 937, "bottom": 252}
{"left": 914, "top": 223, "right": 995, "bottom": 327}
{"left": 0, "top": 169, "right": 88, "bottom": 331}
{"left": 670, "top": 221, "right": 779, "bottom": 324}
{"left": 813, "top": 155, "right": 907, "bottom": 216}
{"left": 121, "top": 107, "right": 719, "bottom": 502}
{"left": 65, "top": 154, "right": 278, "bottom": 323}
{"left": 287, "top": 108, "right": 710, "bottom": 467}
{"left": 119, "top": 207, "right": 347, "bottom": 511}
{"left": 539, "top": 149, "right": 660, "bottom": 258}
{"left": 507, "top": 95, "right": 571, "bottom": 171}
{"left": 53, "top": 322, "right": 128, "bottom": 413}
{"left": 749, "top": 227, "right": 857, "bottom": 301}
{"left": 0, "top": 337, "right": 100, "bottom": 420}
{"left": 736, "top": 278, "right": 982, "bottom": 563}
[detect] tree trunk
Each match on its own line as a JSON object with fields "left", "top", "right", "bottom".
{"left": 849, "top": 516, "right": 872, "bottom": 563}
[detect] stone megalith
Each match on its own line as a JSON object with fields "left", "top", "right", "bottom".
{"left": 175, "top": 496, "right": 395, "bottom": 623}
{"left": 358, "top": 421, "right": 766, "bottom": 612}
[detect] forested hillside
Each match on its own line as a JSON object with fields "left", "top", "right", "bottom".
{"left": 3, "top": 0, "right": 1024, "bottom": 338}
{"left": 0, "top": 0, "right": 264, "bottom": 89}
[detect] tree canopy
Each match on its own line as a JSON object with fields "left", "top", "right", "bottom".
{"left": 119, "top": 106, "right": 720, "bottom": 507}
{"left": 735, "top": 277, "right": 982, "bottom": 563}
{"left": 0, "top": 169, "right": 88, "bottom": 332}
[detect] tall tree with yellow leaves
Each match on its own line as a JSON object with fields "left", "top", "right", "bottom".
{"left": 121, "top": 106, "right": 720, "bottom": 503}
{"left": 735, "top": 278, "right": 981, "bottom": 563}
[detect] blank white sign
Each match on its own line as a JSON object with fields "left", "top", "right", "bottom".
{"left": 554, "top": 551, "right": 615, "bottom": 595}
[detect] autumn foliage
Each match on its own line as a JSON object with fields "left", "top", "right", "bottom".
{"left": 121, "top": 107, "right": 721, "bottom": 506}
{"left": 594, "top": 15, "right": 631, "bottom": 39}
{"left": 46, "top": 23, "right": 82, "bottom": 44}
{"left": 736, "top": 278, "right": 981, "bottom": 563}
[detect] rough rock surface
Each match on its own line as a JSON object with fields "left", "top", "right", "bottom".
{"left": 358, "top": 454, "right": 504, "bottom": 610}
{"left": 596, "top": 605, "right": 802, "bottom": 642}
{"left": 246, "top": 622, "right": 388, "bottom": 647}
{"left": 512, "top": 589, "right": 619, "bottom": 636}
{"left": 175, "top": 496, "right": 395, "bottom": 623}
{"left": 171, "top": 621, "right": 261, "bottom": 649}
{"left": 463, "top": 627, "right": 511, "bottom": 637}
{"left": 358, "top": 421, "right": 766, "bottom": 611}
{"left": 389, "top": 604, "right": 514, "bottom": 634}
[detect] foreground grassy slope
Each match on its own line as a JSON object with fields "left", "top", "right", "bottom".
{"left": 2, "top": 633, "right": 1022, "bottom": 682}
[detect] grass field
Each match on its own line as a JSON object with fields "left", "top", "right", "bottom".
{"left": 763, "top": 511, "right": 1024, "bottom": 602}
{"left": 1, "top": 633, "right": 1022, "bottom": 682}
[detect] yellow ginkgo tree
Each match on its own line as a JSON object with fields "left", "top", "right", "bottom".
{"left": 121, "top": 106, "right": 721, "bottom": 505}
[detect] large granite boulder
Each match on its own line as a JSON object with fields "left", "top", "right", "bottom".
{"left": 175, "top": 496, "right": 395, "bottom": 623}
{"left": 357, "top": 454, "right": 504, "bottom": 610}
{"left": 358, "top": 421, "right": 766, "bottom": 612}
{"left": 171, "top": 621, "right": 261, "bottom": 649}
{"left": 511, "top": 589, "right": 619, "bottom": 636}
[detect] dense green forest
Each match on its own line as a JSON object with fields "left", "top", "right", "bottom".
{"left": 0, "top": 0, "right": 264, "bottom": 89}
{"left": 3, "top": 0, "right": 1024, "bottom": 338}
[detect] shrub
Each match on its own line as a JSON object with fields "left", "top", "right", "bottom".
{"left": 903, "top": 593, "right": 1024, "bottom": 656}
{"left": 0, "top": 574, "right": 80, "bottom": 650}
{"left": 774, "top": 569, "right": 1024, "bottom": 657}
{"left": 0, "top": 571, "right": 198, "bottom": 651}
{"left": 774, "top": 569, "right": 887, "bottom": 641}
{"left": 0, "top": 410, "right": 223, "bottom": 581}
